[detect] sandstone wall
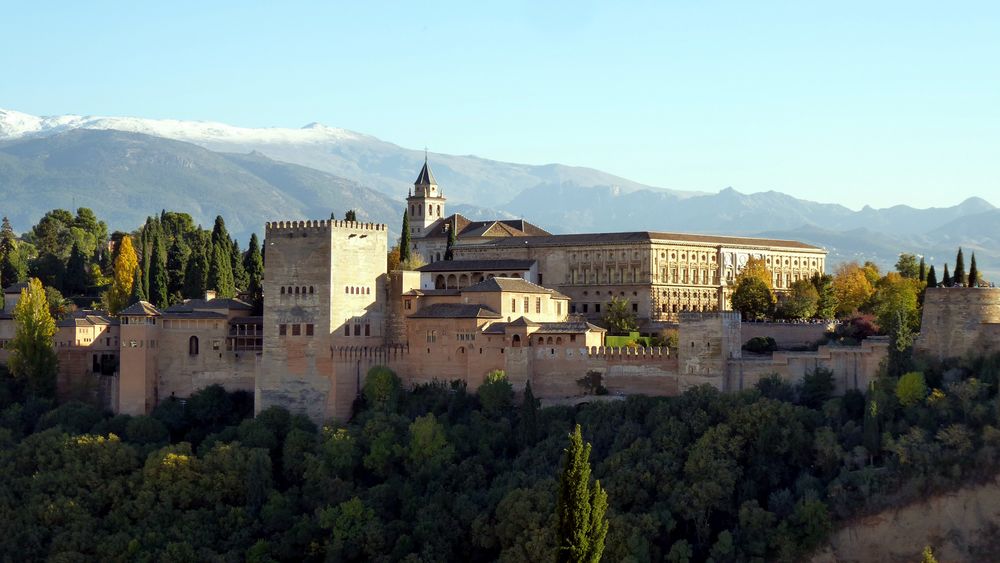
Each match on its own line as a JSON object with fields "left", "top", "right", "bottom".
{"left": 728, "top": 337, "right": 889, "bottom": 393}
{"left": 741, "top": 321, "right": 831, "bottom": 349}
{"left": 915, "top": 287, "right": 1000, "bottom": 361}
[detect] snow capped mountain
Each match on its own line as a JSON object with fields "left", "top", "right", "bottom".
{"left": 0, "top": 108, "right": 366, "bottom": 144}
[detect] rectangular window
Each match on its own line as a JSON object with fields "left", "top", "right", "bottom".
{"left": 344, "top": 324, "right": 350, "bottom": 336}
{"left": 632, "top": 303, "right": 638, "bottom": 312}
{"left": 570, "top": 334, "right": 577, "bottom": 342}
{"left": 511, "top": 298, "right": 516, "bottom": 312}
{"left": 405, "top": 299, "right": 412, "bottom": 310}
{"left": 306, "top": 324, "right": 314, "bottom": 336}
{"left": 279, "top": 324, "right": 287, "bottom": 336}
{"left": 426, "top": 331, "right": 437, "bottom": 343}
{"left": 535, "top": 298, "right": 541, "bottom": 314}
{"left": 570, "top": 304, "right": 576, "bottom": 314}
{"left": 365, "top": 324, "right": 371, "bottom": 336}
{"left": 292, "top": 324, "right": 301, "bottom": 336}
{"left": 354, "top": 324, "right": 361, "bottom": 336}
{"left": 557, "top": 303, "right": 562, "bottom": 315}
{"left": 213, "top": 339, "right": 221, "bottom": 350}
{"left": 595, "top": 304, "right": 601, "bottom": 313}
{"left": 582, "top": 304, "right": 589, "bottom": 313}
{"left": 524, "top": 297, "right": 529, "bottom": 312}
{"left": 538, "top": 273, "right": 543, "bottom": 285}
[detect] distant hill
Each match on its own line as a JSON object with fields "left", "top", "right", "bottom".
{"left": 0, "top": 129, "right": 403, "bottom": 238}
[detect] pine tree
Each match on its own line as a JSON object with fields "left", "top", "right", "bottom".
{"left": 0, "top": 217, "right": 19, "bottom": 289}
{"left": 64, "top": 242, "right": 88, "bottom": 296}
{"left": 444, "top": 217, "right": 457, "bottom": 261}
{"left": 9, "top": 278, "right": 59, "bottom": 398}
{"left": 969, "top": 253, "right": 979, "bottom": 288}
{"left": 953, "top": 248, "right": 966, "bottom": 287}
{"left": 345, "top": 209, "right": 357, "bottom": 222}
{"left": 105, "top": 235, "right": 138, "bottom": 315}
{"left": 926, "top": 265, "right": 938, "bottom": 288}
{"left": 516, "top": 380, "right": 540, "bottom": 449}
{"left": 555, "top": 424, "right": 609, "bottom": 563}
{"left": 244, "top": 233, "right": 264, "bottom": 313}
{"left": 231, "top": 237, "right": 249, "bottom": 292}
{"left": 918, "top": 257, "right": 926, "bottom": 282}
{"left": 149, "top": 233, "right": 169, "bottom": 308}
{"left": 943, "top": 264, "right": 951, "bottom": 287}
{"left": 400, "top": 210, "right": 411, "bottom": 264}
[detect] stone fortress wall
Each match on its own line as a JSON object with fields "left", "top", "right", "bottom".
{"left": 914, "top": 287, "right": 1000, "bottom": 361}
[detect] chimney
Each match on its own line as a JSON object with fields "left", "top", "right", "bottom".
{"left": 205, "top": 289, "right": 217, "bottom": 301}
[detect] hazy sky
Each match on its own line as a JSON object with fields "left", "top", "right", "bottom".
{"left": 3, "top": 1, "right": 998, "bottom": 209}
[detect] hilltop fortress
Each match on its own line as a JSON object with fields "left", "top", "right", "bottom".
{"left": 6, "top": 161, "right": 996, "bottom": 422}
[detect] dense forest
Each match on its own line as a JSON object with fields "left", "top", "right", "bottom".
{"left": 1, "top": 345, "right": 1000, "bottom": 561}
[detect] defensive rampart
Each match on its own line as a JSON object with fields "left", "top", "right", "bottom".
{"left": 914, "top": 288, "right": 1000, "bottom": 361}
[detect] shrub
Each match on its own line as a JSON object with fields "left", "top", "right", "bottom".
{"left": 896, "top": 372, "right": 928, "bottom": 407}
{"left": 743, "top": 336, "right": 777, "bottom": 354}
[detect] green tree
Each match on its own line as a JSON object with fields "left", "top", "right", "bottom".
{"left": 149, "top": 233, "right": 169, "bottom": 308}
{"left": 731, "top": 277, "right": 774, "bottom": 321}
{"left": 895, "top": 253, "right": 920, "bottom": 279}
{"left": 344, "top": 210, "right": 357, "bottom": 222}
{"left": 444, "top": 217, "right": 457, "bottom": 261}
{"left": 231, "top": 237, "right": 249, "bottom": 292}
{"left": 926, "top": 265, "right": 938, "bottom": 288}
{"left": 0, "top": 217, "right": 21, "bottom": 289}
{"left": 918, "top": 257, "right": 926, "bottom": 282}
{"left": 105, "top": 235, "right": 138, "bottom": 314}
{"left": 942, "top": 263, "right": 951, "bottom": 287}
{"left": 516, "top": 380, "right": 540, "bottom": 448}
{"left": 810, "top": 273, "right": 837, "bottom": 319}
{"left": 129, "top": 265, "right": 146, "bottom": 305}
{"left": 9, "top": 278, "right": 59, "bottom": 397}
{"left": 244, "top": 233, "right": 264, "bottom": 312}
{"left": 953, "top": 248, "right": 966, "bottom": 287}
{"left": 363, "top": 367, "right": 401, "bottom": 412}
{"left": 399, "top": 210, "right": 411, "bottom": 264}
{"left": 968, "top": 253, "right": 979, "bottom": 287}
{"left": 778, "top": 279, "right": 819, "bottom": 319}
{"left": 896, "top": 372, "right": 928, "bottom": 407}
{"left": 407, "top": 413, "right": 454, "bottom": 471}
{"left": 478, "top": 370, "right": 513, "bottom": 415}
{"left": 64, "top": 242, "right": 88, "bottom": 296}
{"left": 921, "top": 546, "right": 939, "bottom": 563}
{"left": 166, "top": 237, "right": 189, "bottom": 304}
{"left": 208, "top": 216, "right": 235, "bottom": 297}
{"left": 555, "top": 424, "right": 608, "bottom": 563}
{"left": 602, "top": 296, "right": 638, "bottom": 335}
{"left": 183, "top": 240, "right": 209, "bottom": 299}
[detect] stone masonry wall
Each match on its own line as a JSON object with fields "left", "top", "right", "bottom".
{"left": 915, "top": 287, "right": 1000, "bottom": 361}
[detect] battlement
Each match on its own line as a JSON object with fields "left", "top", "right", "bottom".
{"left": 265, "top": 220, "right": 388, "bottom": 232}
{"left": 679, "top": 311, "right": 742, "bottom": 323}
{"left": 584, "top": 346, "right": 671, "bottom": 360}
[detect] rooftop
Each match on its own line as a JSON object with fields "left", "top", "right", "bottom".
{"left": 417, "top": 259, "right": 536, "bottom": 273}
{"left": 462, "top": 277, "right": 568, "bottom": 297}
{"left": 119, "top": 301, "right": 161, "bottom": 316}
{"left": 479, "top": 231, "right": 825, "bottom": 251}
{"left": 409, "top": 303, "right": 503, "bottom": 319}
{"left": 163, "top": 298, "right": 253, "bottom": 313}
{"left": 415, "top": 213, "right": 550, "bottom": 240}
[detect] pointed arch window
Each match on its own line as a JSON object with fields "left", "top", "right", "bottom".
{"left": 189, "top": 336, "right": 199, "bottom": 356}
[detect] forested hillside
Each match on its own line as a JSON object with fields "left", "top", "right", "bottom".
{"left": 1, "top": 349, "right": 999, "bottom": 561}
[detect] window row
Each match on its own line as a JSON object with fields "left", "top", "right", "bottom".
{"left": 410, "top": 204, "right": 442, "bottom": 217}
{"left": 278, "top": 324, "right": 315, "bottom": 336}
{"left": 344, "top": 323, "right": 371, "bottom": 337}
{"left": 281, "top": 286, "right": 315, "bottom": 295}
{"left": 345, "top": 286, "right": 371, "bottom": 295}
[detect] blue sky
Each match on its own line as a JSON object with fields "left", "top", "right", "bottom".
{"left": 3, "top": 1, "right": 998, "bottom": 209}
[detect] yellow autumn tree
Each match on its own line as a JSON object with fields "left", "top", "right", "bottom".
{"left": 105, "top": 235, "right": 139, "bottom": 315}
{"left": 832, "top": 262, "right": 874, "bottom": 317}
{"left": 9, "top": 278, "right": 59, "bottom": 397}
{"left": 736, "top": 256, "right": 774, "bottom": 289}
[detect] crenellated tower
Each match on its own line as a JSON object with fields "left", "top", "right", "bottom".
{"left": 405, "top": 156, "right": 445, "bottom": 238}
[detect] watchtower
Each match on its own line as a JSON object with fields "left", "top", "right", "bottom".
{"left": 405, "top": 156, "right": 445, "bottom": 238}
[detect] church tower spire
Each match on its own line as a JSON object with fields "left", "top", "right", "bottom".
{"left": 406, "top": 154, "right": 445, "bottom": 238}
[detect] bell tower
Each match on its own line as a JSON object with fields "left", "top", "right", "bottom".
{"left": 405, "top": 155, "right": 445, "bottom": 238}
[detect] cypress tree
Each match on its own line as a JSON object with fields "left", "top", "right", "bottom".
{"left": 129, "top": 265, "right": 146, "bottom": 305}
{"left": 0, "top": 217, "right": 19, "bottom": 289}
{"left": 516, "top": 380, "right": 540, "bottom": 449}
{"left": 400, "top": 210, "right": 411, "bottom": 263}
{"left": 65, "top": 242, "right": 88, "bottom": 296}
{"left": 244, "top": 233, "right": 264, "bottom": 313}
{"left": 444, "top": 217, "right": 457, "bottom": 261}
{"left": 149, "top": 233, "right": 169, "bottom": 308}
{"left": 926, "top": 265, "right": 937, "bottom": 288}
{"left": 207, "top": 216, "right": 235, "bottom": 297}
{"left": 166, "top": 237, "right": 188, "bottom": 304}
{"left": 953, "top": 248, "right": 966, "bottom": 287}
{"left": 918, "top": 257, "right": 926, "bottom": 282}
{"left": 344, "top": 209, "right": 357, "bottom": 222}
{"left": 942, "top": 264, "right": 951, "bottom": 287}
{"left": 969, "top": 253, "right": 979, "bottom": 288}
{"left": 183, "top": 243, "right": 209, "bottom": 299}
{"left": 231, "top": 237, "right": 249, "bottom": 292}
{"left": 555, "top": 424, "right": 608, "bottom": 563}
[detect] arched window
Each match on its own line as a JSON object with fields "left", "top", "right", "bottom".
{"left": 281, "top": 287, "right": 285, "bottom": 295}
{"left": 547, "top": 337, "right": 554, "bottom": 344}
{"left": 512, "top": 334, "right": 522, "bottom": 347}
{"left": 309, "top": 286, "right": 314, "bottom": 294}
{"left": 537, "top": 337, "right": 545, "bottom": 345}
{"left": 294, "top": 287, "right": 300, "bottom": 294}
{"left": 435, "top": 253, "right": 441, "bottom": 262}
{"left": 437, "top": 205, "right": 441, "bottom": 216}
{"left": 189, "top": 336, "right": 199, "bottom": 356}
{"left": 301, "top": 286, "right": 306, "bottom": 294}
{"left": 556, "top": 337, "right": 563, "bottom": 344}
{"left": 435, "top": 275, "right": 446, "bottom": 289}
{"left": 410, "top": 205, "right": 414, "bottom": 215}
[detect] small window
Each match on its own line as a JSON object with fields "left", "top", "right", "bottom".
{"left": 511, "top": 298, "right": 516, "bottom": 312}
{"left": 212, "top": 339, "right": 220, "bottom": 351}
{"left": 365, "top": 324, "right": 371, "bottom": 336}
{"left": 306, "top": 324, "right": 314, "bottom": 336}
{"left": 280, "top": 287, "right": 286, "bottom": 295}
{"left": 279, "top": 324, "right": 287, "bottom": 336}
{"left": 344, "top": 324, "right": 350, "bottom": 336}
{"left": 292, "top": 324, "right": 301, "bottom": 336}
{"left": 535, "top": 298, "right": 541, "bottom": 314}
{"left": 632, "top": 303, "right": 638, "bottom": 312}
{"left": 595, "top": 304, "right": 601, "bottom": 313}
{"left": 189, "top": 336, "right": 199, "bottom": 355}
{"left": 582, "top": 304, "right": 589, "bottom": 313}
{"left": 294, "top": 286, "right": 300, "bottom": 294}
{"left": 354, "top": 324, "right": 361, "bottom": 336}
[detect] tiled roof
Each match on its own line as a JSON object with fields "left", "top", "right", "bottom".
{"left": 535, "top": 321, "right": 606, "bottom": 334}
{"left": 416, "top": 213, "right": 551, "bottom": 240}
{"left": 3, "top": 282, "right": 29, "bottom": 293}
{"left": 163, "top": 298, "right": 253, "bottom": 313}
{"left": 409, "top": 303, "right": 503, "bottom": 319}
{"left": 119, "top": 301, "right": 161, "bottom": 316}
{"left": 56, "top": 311, "right": 114, "bottom": 328}
{"left": 161, "top": 311, "right": 229, "bottom": 320}
{"left": 402, "top": 289, "right": 462, "bottom": 297}
{"left": 414, "top": 159, "right": 437, "bottom": 185}
{"left": 480, "top": 231, "right": 825, "bottom": 251}
{"left": 462, "top": 277, "right": 562, "bottom": 295}
{"left": 417, "top": 259, "right": 536, "bottom": 273}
